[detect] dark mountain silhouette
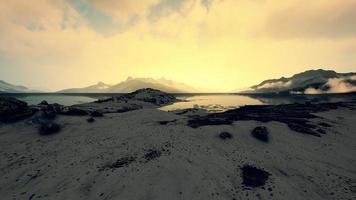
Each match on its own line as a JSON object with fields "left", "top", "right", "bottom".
{"left": 57, "top": 77, "right": 200, "bottom": 93}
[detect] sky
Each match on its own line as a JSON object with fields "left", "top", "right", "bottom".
{"left": 0, "top": 0, "right": 355, "bottom": 92}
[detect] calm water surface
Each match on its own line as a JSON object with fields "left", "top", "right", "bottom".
{"left": 1, "top": 93, "right": 355, "bottom": 112}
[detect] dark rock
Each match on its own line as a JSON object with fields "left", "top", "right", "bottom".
{"left": 144, "top": 149, "right": 161, "bottom": 161}
{"left": 0, "top": 97, "right": 34, "bottom": 122}
{"left": 241, "top": 165, "right": 270, "bottom": 187}
{"left": 158, "top": 119, "right": 177, "bottom": 125}
{"left": 219, "top": 132, "right": 233, "bottom": 140}
{"left": 251, "top": 126, "right": 269, "bottom": 142}
{"left": 39, "top": 100, "right": 49, "bottom": 105}
{"left": 46, "top": 103, "right": 64, "bottom": 113}
{"left": 87, "top": 118, "right": 95, "bottom": 123}
{"left": 90, "top": 110, "right": 103, "bottom": 117}
{"left": 95, "top": 97, "right": 114, "bottom": 103}
{"left": 39, "top": 122, "right": 61, "bottom": 135}
{"left": 63, "top": 107, "right": 88, "bottom": 116}
{"left": 187, "top": 102, "right": 347, "bottom": 136}
{"left": 122, "top": 88, "right": 176, "bottom": 106}
{"left": 42, "top": 110, "right": 56, "bottom": 120}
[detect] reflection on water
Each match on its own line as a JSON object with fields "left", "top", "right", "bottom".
{"left": 161, "top": 93, "right": 356, "bottom": 112}
{"left": 160, "top": 95, "right": 263, "bottom": 112}
{"left": 1, "top": 93, "right": 355, "bottom": 112}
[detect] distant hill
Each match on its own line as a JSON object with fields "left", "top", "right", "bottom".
{"left": 0, "top": 80, "right": 40, "bottom": 93}
{"left": 240, "top": 69, "right": 356, "bottom": 94}
{"left": 57, "top": 77, "right": 200, "bottom": 93}
{"left": 57, "top": 82, "right": 112, "bottom": 93}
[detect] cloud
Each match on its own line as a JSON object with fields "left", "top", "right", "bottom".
{"left": 304, "top": 76, "right": 356, "bottom": 94}
{"left": 264, "top": 0, "right": 356, "bottom": 39}
{"left": 89, "top": 0, "right": 159, "bottom": 23}
{"left": 0, "top": 0, "right": 94, "bottom": 60}
{"left": 256, "top": 80, "right": 292, "bottom": 90}
{"left": 0, "top": 0, "right": 355, "bottom": 91}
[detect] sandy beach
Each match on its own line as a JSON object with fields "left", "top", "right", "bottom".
{"left": 0, "top": 89, "right": 355, "bottom": 200}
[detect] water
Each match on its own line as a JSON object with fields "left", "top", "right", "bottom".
{"left": 159, "top": 94, "right": 263, "bottom": 112}
{"left": 160, "top": 93, "right": 356, "bottom": 112}
{"left": 1, "top": 93, "right": 355, "bottom": 112}
{"left": 0, "top": 94, "right": 102, "bottom": 106}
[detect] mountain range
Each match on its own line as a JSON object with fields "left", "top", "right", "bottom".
{"left": 57, "top": 77, "right": 201, "bottom": 93}
{"left": 2, "top": 69, "right": 355, "bottom": 94}
{"left": 0, "top": 80, "right": 40, "bottom": 93}
{"left": 242, "top": 69, "right": 356, "bottom": 94}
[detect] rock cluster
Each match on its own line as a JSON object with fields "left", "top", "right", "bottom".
{"left": 120, "top": 88, "right": 176, "bottom": 106}
{"left": 0, "top": 97, "right": 34, "bottom": 122}
{"left": 187, "top": 102, "right": 346, "bottom": 136}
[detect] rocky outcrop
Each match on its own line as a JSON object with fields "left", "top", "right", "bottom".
{"left": 0, "top": 97, "right": 34, "bottom": 122}
{"left": 120, "top": 88, "right": 177, "bottom": 106}
{"left": 187, "top": 102, "right": 352, "bottom": 136}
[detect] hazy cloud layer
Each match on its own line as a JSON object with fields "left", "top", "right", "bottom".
{"left": 304, "top": 76, "right": 356, "bottom": 94}
{"left": 0, "top": 0, "right": 355, "bottom": 91}
{"left": 264, "top": 0, "right": 356, "bottom": 39}
{"left": 256, "top": 80, "right": 292, "bottom": 90}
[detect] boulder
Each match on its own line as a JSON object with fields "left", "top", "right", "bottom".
{"left": 39, "top": 100, "right": 49, "bottom": 105}
{"left": 39, "top": 122, "right": 61, "bottom": 135}
{"left": 251, "top": 126, "right": 269, "bottom": 142}
{"left": 0, "top": 97, "right": 33, "bottom": 122}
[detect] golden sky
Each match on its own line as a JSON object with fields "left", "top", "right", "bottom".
{"left": 0, "top": 0, "right": 355, "bottom": 91}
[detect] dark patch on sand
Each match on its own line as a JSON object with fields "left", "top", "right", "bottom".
{"left": 87, "top": 118, "right": 95, "bottom": 123}
{"left": 39, "top": 122, "right": 61, "bottom": 135}
{"left": 241, "top": 165, "right": 270, "bottom": 187}
{"left": 116, "top": 105, "right": 143, "bottom": 113}
{"left": 62, "top": 107, "right": 88, "bottom": 116}
{"left": 90, "top": 110, "right": 103, "bottom": 117}
{"left": 101, "top": 156, "right": 136, "bottom": 171}
{"left": 319, "top": 122, "right": 332, "bottom": 127}
{"left": 187, "top": 102, "right": 350, "bottom": 136}
{"left": 219, "top": 132, "right": 233, "bottom": 140}
{"left": 158, "top": 119, "right": 177, "bottom": 125}
{"left": 144, "top": 149, "right": 162, "bottom": 161}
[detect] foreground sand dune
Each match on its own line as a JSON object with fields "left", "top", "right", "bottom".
{"left": 0, "top": 89, "right": 355, "bottom": 200}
